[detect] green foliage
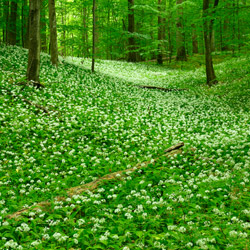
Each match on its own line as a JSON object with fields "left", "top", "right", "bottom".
{"left": 0, "top": 45, "right": 250, "bottom": 249}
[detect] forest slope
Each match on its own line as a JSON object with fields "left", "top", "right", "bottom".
{"left": 0, "top": 46, "right": 250, "bottom": 249}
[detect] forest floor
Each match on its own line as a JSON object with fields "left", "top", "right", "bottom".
{"left": 0, "top": 45, "right": 250, "bottom": 249}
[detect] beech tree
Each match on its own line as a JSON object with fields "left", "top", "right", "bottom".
{"left": 22, "top": 0, "right": 29, "bottom": 48}
{"left": 128, "top": 0, "right": 137, "bottom": 62}
{"left": 1, "top": 0, "right": 249, "bottom": 65}
{"left": 203, "top": 0, "right": 219, "bottom": 85}
{"left": 3, "top": 0, "right": 9, "bottom": 44}
{"left": 92, "top": 0, "right": 96, "bottom": 72}
{"left": 176, "top": 0, "right": 187, "bottom": 61}
{"left": 41, "top": 0, "right": 47, "bottom": 52}
{"left": 9, "top": 0, "right": 17, "bottom": 45}
{"left": 49, "top": 0, "right": 59, "bottom": 66}
{"left": 26, "top": 0, "right": 41, "bottom": 82}
{"left": 157, "top": 0, "right": 166, "bottom": 65}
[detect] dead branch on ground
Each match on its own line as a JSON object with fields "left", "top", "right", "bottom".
{"left": 7, "top": 142, "right": 184, "bottom": 219}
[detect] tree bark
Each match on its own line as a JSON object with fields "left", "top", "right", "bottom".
{"left": 167, "top": 0, "right": 173, "bottom": 63}
{"left": 26, "top": 0, "right": 40, "bottom": 83}
{"left": 92, "top": 0, "right": 96, "bottom": 72}
{"left": 7, "top": 142, "right": 185, "bottom": 219}
{"left": 221, "top": 0, "right": 229, "bottom": 51}
{"left": 49, "top": 0, "right": 58, "bottom": 66}
{"left": 3, "top": 1, "right": 9, "bottom": 44}
{"left": 128, "top": 0, "right": 137, "bottom": 62}
{"left": 157, "top": 0, "right": 166, "bottom": 65}
{"left": 82, "top": 6, "right": 90, "bottom": 57}
{"left": 176, "top": 0, "right": 187, "bottom": 61}
{"left": 203, "top": 0, "right": 219, "bottom": 86}
{"left": 61, "top": 1, "right": 66, "bottom": 56}
{"left": 40, "top": 0, "right": 47, "bottom": 52}
{"left": 9, "top": 1, "right": 17, "bottom": 45}
{"left": 192, "top": 24, "right": 198, "bottom": 54}
{"left": 22, "top": 0, "right": 29, "bottom": 48}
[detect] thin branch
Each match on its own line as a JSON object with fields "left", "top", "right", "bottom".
{"left": 136, "top": 85, "right": 187, "bottom": 92}
{"left": 6, "top": 142, "right": 185, "bottom": 219}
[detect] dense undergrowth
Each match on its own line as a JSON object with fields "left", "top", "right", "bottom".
{"left": 0, "top": 45, "right": 250, "bottom": 249}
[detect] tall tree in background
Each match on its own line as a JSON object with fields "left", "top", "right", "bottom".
{"left": 41, "top": 0, "right": 47, "bottom": 52}
{"left": 92, "top": 0, "right": 96, "bottom": 72}
{"left": 192, "top": 24, "right": 199, "bottom": 54}
{"left": 9, "top": 0, "right": 18, "bottom": 45}
{"left": 128, "top": 0, "right": 137, "bottom": 62}
{"left": 26, "top": 0, "right": 41, "bottom": 82}
{"left": 167, "top": 0, "right": 174, "bottom": 63}
{"left": 157, "top": 0, "right": 166, "bottom": 65}
{"left": 82, "top": 5, "right": 90, "bottom": 57}
{"left": 176, "top": 0, "right": 187, "bottom": 61}
{"left": 49, "top": 0, "right": 59, "bottom": 66}
{"left": 203, "top": 0, "right": 219, "bottom": 85}
{"left": 3, "top": 0, "right": 10, "bottom": 44}
{"left": 22, "top": 0, "right": 29, "bottom": 48}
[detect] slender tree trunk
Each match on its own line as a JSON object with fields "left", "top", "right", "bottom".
{"left": 4, "top": 1, "right": 10, "bottom": 44}
{"left": 40, "top": 0, "right": 47, "bottom": 52}
{"left": 92, "top": 0, "right": 96, "bottom": 72}
{"left": 192, "top": 24, "right": 199, "bottom": 54}
{"left": 0, "top": 1, "right": 2, "bottom": 44}
{"left": 61, "top": 1, "right": 66, "bottom": 56}
{"left": 49, "top": 0, "right": 58, "bottom": 66}
{"left": 167, "top": 0, "right": 173, "bottom": 63}
{"left": 221, "top": 0, "right": 229, "bottom": 51}
{"left": 106, "top": 1, "right": 111, "bottom": 60}
{"left": 95, "top": 0, "right": 99, "bottom": 58}
{"left": 236, "top": 0, "right": 240, "bottom": 52}
{"left": 128, "top": 0, "right": 137, "bottom": 62}
{"left": 203, "top": 0, "right": 219, "bottom": 86}
{"left": 232, "top": 0, "right": 236, "bottom": 55}
{"left": 22, "top": 0, "right": 29, "bottom": 48}
{"left": 82, "top": 6, "right": 90, "bottom": 57}
{"left": 157, "top": 0, "right": 166, "bottom": 65}
{"left": 26, "top": 0, "right": 40, "bottom": 82}
{"left": 211, "top": 29, "right": 215, "bottom": 52}
{"left": 9, "top": 1, "right": 17, "bottom": 45}
{"left": 176, "top": 0, "right": 187, "bottom": 61}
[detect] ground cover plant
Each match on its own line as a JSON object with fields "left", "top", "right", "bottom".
{"left": 0, "top": 45, "right": 250, "bottom": 249}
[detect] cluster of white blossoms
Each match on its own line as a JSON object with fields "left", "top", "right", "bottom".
{"left": 0, "top": 46, "right": 250, "bottom": 249}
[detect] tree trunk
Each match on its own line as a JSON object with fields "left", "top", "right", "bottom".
{"left": 3, "top": 1, "right": 10, "bottom": 44}
{"left": 82, "top": 6, "right": 90, "bottom": 57}
{"left": 192, "top": 24, "right": 199, "bottom": 54}
{"left": 95, "top": 0, "right": 99, "bottom": 58}
{"left": 61, "top": 1, "right": 66, "bottom": 56}
{"left": 211, "top": 29, "right": 215, "bottom": 52}
{"left": 176, "top": 0, "right": 187, "bottom": 61}
{"left": 9, "top": 1, "right": 17, "bottom": 45}
{"left": 128, "top": 0, "right": 137, "bottom": 62}
{"left": 22, "top": 0, "right": 29, "bottom": 48}
{"left": 49, "top": 0, "right": 58, "bottom": 66}
{"left": 203, "top": 0, "right": 219, "bottom": 86}
{"left": 221, "top": 0, "right": 229, "bottom": 51}
{"left": 40, "top": 0, "right": 47, "bottom": 52}
{"left": 92, "top": 0, "right": 96, "bottom": 72}
{"left": 167, "top": 0, "right": 173, "bottom": 63}
{"left": 26, "top": 0, "right": 41, "bottom": 82}
{"left": 157, "top": 0, "right": 166, "bottom": 65}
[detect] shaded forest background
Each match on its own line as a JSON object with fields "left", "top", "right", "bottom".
{"left": 1, "top": 0, "right": 250, "bottom": 62}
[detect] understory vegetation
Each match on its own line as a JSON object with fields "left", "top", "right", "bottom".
{"left": 0, "top": 45, "right": 250, "bottom": 249}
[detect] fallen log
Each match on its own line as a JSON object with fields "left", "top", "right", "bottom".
{"left": 22, "top": 98, "right": 50, "bottom": 115}
{"left": 6, "top": 142, "right": 184, "bottom": 219}
{"left": 164, "top": 142, "right": 184, "bottom": 153}
{"left": 136, "top": 85, "right": 187, "bottom": 92}
{"left": 2, "top": 87, "right": 50, "bottom": 115}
